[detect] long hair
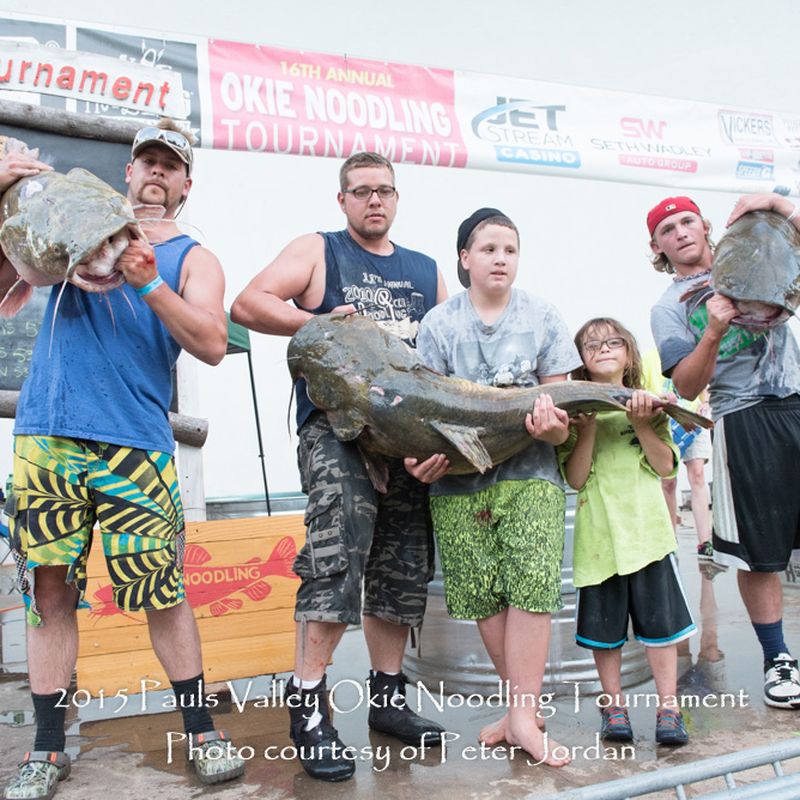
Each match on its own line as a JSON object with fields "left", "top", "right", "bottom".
{"left": 572, "top": 317, "right": 643, "bottom": 389}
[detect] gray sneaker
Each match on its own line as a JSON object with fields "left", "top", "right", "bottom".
{"left": 188, "top": 731, "right": 245, "bottom": 785}
{"left": 3, "top": 752, "right": 71, "bottom": 800}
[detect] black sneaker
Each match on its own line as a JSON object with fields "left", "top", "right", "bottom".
{"left": 367, "top": 671, "right": 446, "bottom": 746}
{"left": 763, "top": 653, "right": 800, "bottom": 709}
{"left": 285, "top": 677, "right": 356, "bottom": 782}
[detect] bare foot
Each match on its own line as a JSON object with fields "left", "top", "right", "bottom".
{"left": 479, "top": 711, "right": 545, "bottom": 746}
{"left": 506, "top": 713, "right": 570, "bottom": 767}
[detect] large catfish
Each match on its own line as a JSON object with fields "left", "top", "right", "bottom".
{"left": 684, "top": 210, "right": 800, "bottom": 330}
{"left": 288, "top": 314, "right": 712, "bottom": 489}
{"left": 0, "top": 167, "right": 140, "bottom": 317}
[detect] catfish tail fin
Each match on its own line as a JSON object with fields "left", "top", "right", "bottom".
{"left": 658, "top": 401, "right": 714, "bottom": 431}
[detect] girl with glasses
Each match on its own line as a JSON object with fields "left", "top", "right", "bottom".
{"left": 559, "top": 317, "right": 696, "bottom": 747}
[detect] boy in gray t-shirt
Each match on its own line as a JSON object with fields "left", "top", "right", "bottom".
{"left": 407, "top": 207, "right": 580, "bottom": 766}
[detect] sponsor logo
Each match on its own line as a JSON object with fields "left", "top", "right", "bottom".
{"left": 738, "top": 147, "right": 773, "bottom": 163}
{"left": 592, "top": 119, "right": 710, "bottom": 170}
{"left": 620, "top": 117, "right": 667, "bottom": 139}
{"left": 471, "top": 97, "right": 579, "bottom": 169}
{"left": 779, "top": 116, "right": 800, "bottom": 149}
{"left": 496, "top": 146, "right": 580, "bottom": 167}
{"left": 618, "top": 154, "right": 697, "bottom": 173}
{"left": 719, "top": 110, "right": 775, "bottom": 146}
{"left": 736, "top": 161, "right": 775, "bottom": 180}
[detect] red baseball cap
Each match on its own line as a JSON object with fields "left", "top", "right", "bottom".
{"left": 647, "top": 196, "right": 702, "bottom": 237}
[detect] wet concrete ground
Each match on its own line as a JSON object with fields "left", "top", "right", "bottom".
{"left": 2, "top": 522, "right": 800, "bottom": 799}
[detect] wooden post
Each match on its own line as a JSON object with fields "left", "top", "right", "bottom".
{"left": 0, "top": 98, "right": 140, "bottom": 143}
{"left": 0, "top": 390, "right": 208, "bottom": 448}
{"left": 175, "top": 351, "right": 206, "bottom": 521}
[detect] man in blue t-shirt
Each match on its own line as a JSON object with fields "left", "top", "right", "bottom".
{"left": 232, "top": 152, "right": 448, "bottom": 782}
{"left": 0, "top": 124, "right": 244, "bottom": 799}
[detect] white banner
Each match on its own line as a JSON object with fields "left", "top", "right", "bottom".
{"left": 455, "top": 71, "right": 800, "bottom": 196}
{"left": 0, "top": 40, "right": 185, "bottom": 118}
{"left": 1, "top": 12, "right": 799, "bottom": 196}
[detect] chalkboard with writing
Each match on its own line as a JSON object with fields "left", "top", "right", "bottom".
{"left": 0, "top": 287, "right": 49, "bottom": 391}
{"left": 0, "top": 128, "right": 128, "bottom": 393}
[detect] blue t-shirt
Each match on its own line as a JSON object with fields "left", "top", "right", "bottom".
{"left": 294, "top": 229, "right": 438, "bottom": 430}
{"left": 14, "top": 235, "right": 196, "bottom": 454}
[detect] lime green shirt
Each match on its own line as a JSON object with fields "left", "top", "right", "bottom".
{"left": 558, "top": 410, "right": 678, "bottom": 588}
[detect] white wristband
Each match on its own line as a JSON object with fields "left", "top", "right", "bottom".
{"left": 787, "top": 205, "right": 799, "bottom": 223}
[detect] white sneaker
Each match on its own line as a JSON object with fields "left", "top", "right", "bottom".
{"left": 763, "top": 652, "right": 800, "bottom": 708}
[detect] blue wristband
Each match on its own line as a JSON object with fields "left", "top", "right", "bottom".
{"left": 135, "top": 275, "right": 164, "bottom": 298}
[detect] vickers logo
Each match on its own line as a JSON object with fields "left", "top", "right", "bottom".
{"left": 719, "top": 110, "right": 775, "bottom": 146}
{"left": 471, "top": 97, "right": 581, "bottom": 169}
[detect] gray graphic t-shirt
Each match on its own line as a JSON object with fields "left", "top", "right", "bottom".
{"left": 416, "top": 288, "right": 582, "bottom": 496}
{"left": 650, "top": 274, "right": 800, "bottom": 419}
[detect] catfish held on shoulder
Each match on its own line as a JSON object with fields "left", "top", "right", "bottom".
{"left": 681, "top": 203, "right": 800, "bottom": 330}
{"left": 0, "top": 136, "right": 145, "bottom": 317}
{"left": 288, "top": 313, "right": 713, "bottom": 491}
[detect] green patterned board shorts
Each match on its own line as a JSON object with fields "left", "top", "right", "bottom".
{"left": 430, "top": 479, "right": 565, "bottom": 620}
{"left": 294, "top": 413, "right": 434, "bottom": 627}
{"left": 7, "top": 435, "right": 185, "bottom": 626}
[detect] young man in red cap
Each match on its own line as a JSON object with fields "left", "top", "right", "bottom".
{"left": 648, "top": 192, "right": 800, "bottom": 710}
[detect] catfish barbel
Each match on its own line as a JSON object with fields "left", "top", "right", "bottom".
{"left": 288, "top": 314, "right": 712, "bottom": 483}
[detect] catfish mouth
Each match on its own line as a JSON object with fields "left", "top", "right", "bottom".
{"left": 70, "top": 269, "right": 126, "bottom": 293}
{"left": 728, "top": 298, "right": 790, "bottom": 331}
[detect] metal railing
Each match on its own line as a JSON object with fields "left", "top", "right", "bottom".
{"left": 537, "top": 738, "right": 800, "bottom": 799}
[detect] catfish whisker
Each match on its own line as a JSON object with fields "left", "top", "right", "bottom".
{"left": 48, "top": 279, "right": 70, "bottom": 358}
{"left": 116, "top": 285, "right": 137, "bottom": 320}
{"left": 102, "top": 293, "right": 117, "bottom": 335}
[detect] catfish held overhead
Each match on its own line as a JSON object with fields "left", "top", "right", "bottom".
{"left": 288, "top": 314, "right": 712, "bottom": 489}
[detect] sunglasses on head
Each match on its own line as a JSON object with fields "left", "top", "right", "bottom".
{"left": 133, "top": 126, "right": 191, "bottom": 152}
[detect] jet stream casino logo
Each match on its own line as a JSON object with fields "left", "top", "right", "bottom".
{"left": 471, "top": 97, "right": 581, "bottom": 169}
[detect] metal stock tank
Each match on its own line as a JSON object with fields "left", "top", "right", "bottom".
{"left": 403, "top": 491, "right": 651, "bottom": 696}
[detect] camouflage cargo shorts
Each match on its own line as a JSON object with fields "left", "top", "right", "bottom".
{"left": 294, "top": 413, "right": 434, "bottom": 626}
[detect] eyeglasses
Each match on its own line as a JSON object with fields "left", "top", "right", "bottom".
{"left": 582, "top": 337, "right": 627, "bottom": 353}
{"left": 343, "top": 185, "right": 397, "bottom": 201}
{"left": 132, "top": 126, "right": 193, "bottom": 172}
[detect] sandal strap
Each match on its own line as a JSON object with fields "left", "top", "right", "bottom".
{"left": 20, "top": 751, "right": 71, "bottom": 770}
{"left": 193, "top": 730, "right": 230, "bottom": 746}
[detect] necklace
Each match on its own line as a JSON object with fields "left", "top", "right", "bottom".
{"left": 673, "top": 268, "right": 711, "bottom": 284}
